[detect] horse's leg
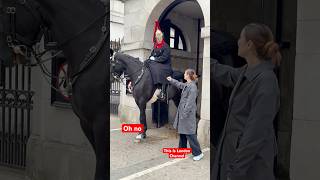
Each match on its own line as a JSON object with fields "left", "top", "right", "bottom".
{"left": 173, "top": 96, "right": 180, "bottom": 108}
{"left": 136, "top": 102, "right": 147, "bottom": 139}
{"left": 79, "top": 119, "right": 96, "bottom": 152}
{"left": 72, "top": 99, "right": 106, "bottom": 180}
{"left": 167, "top": 85, "right": 180, "bottom": 108}
{"left": 71, "top": 102, "right": 96, "bottom": 152}
{"left": 70, "top": 62, "right": 107, "bottom": 180}
{"left": 92, "top": 112, "right": 108, "bottom": 180}
{"left": 171, "top": 88, "right": 181, "bottom": 108}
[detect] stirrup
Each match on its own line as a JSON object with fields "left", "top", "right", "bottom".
{"left": 67, "top": 81, "right": 73, "bottom": 96}
{"left": 157, "top": 91, "right": 166, "bottom": 102}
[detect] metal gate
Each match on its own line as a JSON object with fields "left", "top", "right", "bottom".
{"left": 110, "top": 39, "right": 121, "bottom": 115}
{"left": 110, "top": 81, "right": 120, "bottom": 115}
{"left": 0, "top": 64, "right": 34, "bottom": 168}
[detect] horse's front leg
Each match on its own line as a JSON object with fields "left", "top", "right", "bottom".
{"left": 92, "top": 111, "right": 108, "bottom": 180}
{"left": 135, "top": 102, "right": 147, "bottom": 140}
{"left": 72, "top": 97, "right": 107, "bottom": 180}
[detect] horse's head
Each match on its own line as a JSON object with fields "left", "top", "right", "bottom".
{"left": 110, "top": 52, "right": 144, "bottom": 85}
{"left": 110, "top": 52, "right": 126, "bottom": 82}
{"left": 0, "top": 0, "right": 44, "bottom": 66}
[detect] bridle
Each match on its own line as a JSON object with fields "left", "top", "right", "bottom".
{"left": 1, "top": 0, "right": 109, "bottom": 96}
{"left": 1, "top": 0, "right": 44, "bottom": 60}
{"left": 110, "top": 53, "right": 127, "bottom": 85}
{"left": 110, "top": 53, "right": 147, "bottom": 88}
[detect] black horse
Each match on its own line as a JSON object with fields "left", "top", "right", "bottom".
{"left": 111, "top": 52, "right": 182, "bottom": 140}
{"left": 0, "top": 0, "right": 108, "bottom": 179}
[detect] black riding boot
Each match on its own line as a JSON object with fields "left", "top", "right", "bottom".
{"left": 158, "top": 84, "right": 167, "bottom": 102}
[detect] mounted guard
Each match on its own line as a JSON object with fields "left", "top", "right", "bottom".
{"left": 145, "top": 20, "right": 173, "bottom": 101}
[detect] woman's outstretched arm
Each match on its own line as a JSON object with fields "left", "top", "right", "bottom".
{"left": 167, "top": 78, "right": 186, "bottom": 90}
{"left": 212, "top": 59, "right": 245, "bottom": 88}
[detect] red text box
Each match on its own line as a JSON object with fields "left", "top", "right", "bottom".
{"left": 121, "top": 124, "right": 144, "bottom": 133}
{"left": 162, "top": 148, "right": 192, "bottom": 154}
{"left": 168, "top": 153, "right": 185, "bottom": 158}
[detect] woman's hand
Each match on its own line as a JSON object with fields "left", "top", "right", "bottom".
{"left": 167, "top": 76, "right": 172, "bottom": 81}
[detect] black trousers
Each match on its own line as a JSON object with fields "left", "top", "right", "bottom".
{"left": 179, "top": 134, "right": 202, "bottom": 156}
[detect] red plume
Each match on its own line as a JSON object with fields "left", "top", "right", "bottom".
{"left": 152, "top": 20, "right": 164, "bottom": 49}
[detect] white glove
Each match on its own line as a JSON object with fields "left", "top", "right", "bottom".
{"left": 128, "top": 82, "right": 133, "bottom": 93}
{"left": 150, "top": 56, "right": 155, "bottom": 60}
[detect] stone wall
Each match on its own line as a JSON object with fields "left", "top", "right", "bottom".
{"left": 111, "top": 0, "right": 124, "bottom": 40}
{"left": 290, "top": 0, "right": 320, "bottom": 179}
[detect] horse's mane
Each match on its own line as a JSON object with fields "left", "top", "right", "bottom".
{"left": 116, "top": 52, "right": 143, "bottom": 67}
{"left": 131, "top": 57, "right": 143, "bottom": 66}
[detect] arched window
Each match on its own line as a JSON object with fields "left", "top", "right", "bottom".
{"left": 161, "top": 20, "right": 187, "bottom": 51}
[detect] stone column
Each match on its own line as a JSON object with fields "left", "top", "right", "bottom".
{"left": 197, "top": 26, "right": 210, "bottom": 147}
{"left": 290, "top": 1, "right": 320, "bottom": 179}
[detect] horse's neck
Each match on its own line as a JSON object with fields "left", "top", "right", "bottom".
{"left": 37, "top": 0, "right": 105, "bottom": 42}
{"left": 36, "top": 0, "right": 106, "bottom": 73}
{"left": 37, "top": 0, "right": 105, "bottom": 19}
{"left": 122, "top": 59, "right": 143, "bottom": 83}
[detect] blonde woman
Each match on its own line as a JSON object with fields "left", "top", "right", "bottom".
{"left": 167, "top": 69, "right": 203, "bottom": 161}
{"left": 212, "top": 23, "right": 281, "bottom": 180}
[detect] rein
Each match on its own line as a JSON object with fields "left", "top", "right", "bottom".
{"left": 68, "top": 13, "right": 108, "bottom": 88}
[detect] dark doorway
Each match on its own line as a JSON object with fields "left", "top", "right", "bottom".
{"left": 157, "top": 0, "right": 205, "bottom": 125}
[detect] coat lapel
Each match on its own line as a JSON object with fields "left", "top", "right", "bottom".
{"left": 228, "top": 66, "right": 247, "bottom": 105}
{"left": 182, "top": 84, "right": 188, "bottom": 93}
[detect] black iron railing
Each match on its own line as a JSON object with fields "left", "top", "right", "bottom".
{"left": 0, "top": 64, "right": 33, "bottom": 169}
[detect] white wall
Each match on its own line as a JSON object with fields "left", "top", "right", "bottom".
{"left": 111, "top": 0, "right": 125, "bottom": 40}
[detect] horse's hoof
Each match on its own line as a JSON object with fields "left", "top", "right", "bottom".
{"left": 135, "top": 133, "right": 146, "bottom": 140}
{"left": 135, "top": 134, "right": 143, "bottom": 140}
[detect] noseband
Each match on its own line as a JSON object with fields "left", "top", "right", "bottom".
{"left": 110, "top": 53, "right": 127, "bottom": 84}
{"left": 1, "top": 0, "right": 44, "bottom": 59}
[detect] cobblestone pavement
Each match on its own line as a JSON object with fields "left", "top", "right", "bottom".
{"left": 110, "top": 115, "right": 210, "bottom": 180}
